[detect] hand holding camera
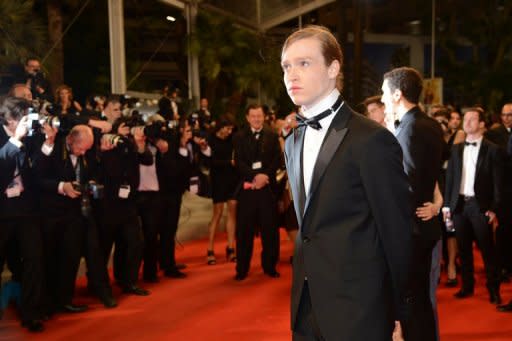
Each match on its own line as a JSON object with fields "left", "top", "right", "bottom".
{"left": 63, "top": 182, "right": 81, "bottom": 198}
{"left": 13, "top": 116, "right": 30, "bottom": 141}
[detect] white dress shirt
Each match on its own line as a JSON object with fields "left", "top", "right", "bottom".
{"left": 460, "top": 137, "right": 483, "bottom": 196}
{"left": 138, "top": 145, "right": 159, "bottom": 191}
{"left": 302, "top": 89, "right": 343, "bottom": 197}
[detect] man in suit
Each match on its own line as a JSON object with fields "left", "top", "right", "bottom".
{"left": 0, "top": 97, "right": 46, "bottom": 332}
{"left": 33, "top": 125, "right": 96, "bottom": 314}
{"left": 444, "top": 107, "right": 503, "bottom": 306}
{"left": 485, "top": 103, "right": 512, "bottom": 282}
{"left": 233, "top": 105, "right": 282, "bottom": 281}
{"left": 381, "top": 67, "right": 444, "bottom": 341}
{"left": 282, "top": 25, "right": 412, "bottom": 341}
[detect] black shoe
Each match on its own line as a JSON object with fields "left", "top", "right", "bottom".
{"left": 234, "top": 273, "right": 247, "bottom": 281}
{"left": 22, "top": 319, "right": 44, "bottom": 333}
{"left": 497, "top": 301, "right": 512, "bottom": 312}
{"left": 265, "top": 271, "right": 281, "bottom": 278}
{"left": 176, "top": 263, "right": 187, "bottom": 270}
{"left": 60, "top": 304, "right": 89, "bottom": 313}
{"left": 226, "top": 247, "right": 236, "bottom": 262}
{"left": 454, "top": 288, "right": 474, "bottom": 299}
{"left": 207, "top": 250, "right": 217, "bottom": 265}
{"left": 123, "top": 285, "right": 150, "bottom": 296}
{"left": 99, "top": 294, "right": 118, "bottom": 308}
{"left": 164, "top": 268, "right": 187, "bottom": 278}
{"left": 489, "top": 290, "right": 502, "bottom": 305}
{"left": 445, "top": 278, "right": 458, "bottom": 287}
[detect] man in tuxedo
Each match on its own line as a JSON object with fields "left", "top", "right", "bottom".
{"left": 282, "top": 26, "right": 412, "bottom": 341}
{"left": 485, "top": 103, "right": 512, "bottom": 282}
{"left": 0, "top": 97, "right": 46, "bottom": 332}
{"left": 233, "top": 105, "right": 281, "bottom": 281}
{"left": 443, "top": 107, "right": 503, "bottom": 305}
{"left": 381, "top": 67, "right": 444, "bottom": 341}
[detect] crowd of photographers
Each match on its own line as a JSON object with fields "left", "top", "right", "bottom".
{"left": 0, "top": 58, "right": 216, "bottom": 332}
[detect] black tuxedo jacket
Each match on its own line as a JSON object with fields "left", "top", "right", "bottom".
{"left": 395, "top": 106, "right": 445, "bottom": 241}
{"left": 285, "top": 103, "right": 412, "bottom": 340}
{"left": 0, "top": 128, "right": 36, "bottom": 216}
{"left": 32, "top": 136, "right": 96, "bottom": 216}
{"left": 485, "top": 125, "right": 511, "bottom": 149}
{"left": 233, "top": 126, "right": 281, "bottom": 192}
{"left": 444, "top": 139, "right": 504, "bottom": 213}
{"left": 155, "top": 135, "right": 193, "bottom": 195}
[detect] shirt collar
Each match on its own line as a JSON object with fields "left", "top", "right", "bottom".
{"left": 466, "top": 136, "right": 483, "bottom": 146}
{"left": 302, "top": 89, "right": 341, "bottom": 119}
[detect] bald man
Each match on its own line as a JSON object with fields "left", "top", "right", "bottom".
{"left": 33, "top": 125, "right": 97, "bottom": 314}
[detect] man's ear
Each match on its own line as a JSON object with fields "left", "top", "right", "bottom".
{"left": 328, "top": 60, "right": 340, "bottom": 79}
{"left": 392, "top": 88, "right": 402, "bottom": 102}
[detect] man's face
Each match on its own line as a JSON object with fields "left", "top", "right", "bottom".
{"left": 246, "top": 107, "right": 265, "bottom": 131}
{"left": 105, "top": 102, "right": 122, "bottom": 121}
{"left": 281, "top": 38, "right": 339, "bottom": 109}
{"left": 463, "top": 111, "right": 484, "bottom": 135}
{"left": 381, "top": 79, "right": 398, "bottom": 115}
{"left": 13, "top": 86, "right": 32, "bottom": 101}
{"left": 501, "top": 104, "right": 512, "bottom": 129}
{"left": 367, "top": 102, "right": 385, "bottom": 125}
{"left": 25, "top": 60, "right": 41, "bottom": 75}
{"left": 448, "top": 111, "right": 461, "bottom": 130}
{"left": 200, "top": 98, "right": 208, "bottom": 109}
{"left": 69, "top": 136, "right": 93, "bottom": 156}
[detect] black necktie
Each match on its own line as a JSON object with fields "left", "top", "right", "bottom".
{"left": 394, "top": 119, "right": 400, "bottom": 129}
{"left": 253, "top": 131, "right": 261, "bottom": 139}
{"left": 296, "top": 96, "right": 343, "bottom": 130}
{"left": 465, "top": 141, "right": 477, "bottom": 147}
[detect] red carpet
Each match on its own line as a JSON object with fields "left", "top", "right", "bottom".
{"left": 1, "top": 232, "right": 511, "bottom": 341}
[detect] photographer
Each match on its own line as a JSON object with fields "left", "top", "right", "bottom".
{"left": 96, "top": 117, "right": 152, "bottom": 296}
{"left": 32, "top": 124, "right": 97, "bottom": 314}
{"left": 15, "top": 58, "right": 52, "bottom": 102}
{"left": 0, "top": 96, "right": 47, "bottom": 332}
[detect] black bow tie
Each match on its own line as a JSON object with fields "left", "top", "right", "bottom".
{"left": 394, "top": 119, "right": 400, "bottom": 129}
{"left": 296, "top": 96, "right": 343, "bottom": 130}
{"left": 465, "top": 141, "right": 477, "bottom": 147}
{"left": 252, "top": 131, "right": 261, "bottom": 139}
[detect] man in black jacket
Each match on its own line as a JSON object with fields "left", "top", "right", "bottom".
{"left": 444, "top": 107, "right": 503, "bottom": 305}
{"left": 382, "top": 67, "right": 444, "bottom": 341}
{"left": 233, "top": 105, "right": 281, "bottom": 281}
{"left": 0, "top": 96, "right": 46, "bottom": 332}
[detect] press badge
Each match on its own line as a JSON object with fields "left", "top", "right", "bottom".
{"left": 6, "top": 183, "right": 21, "bottom": 198}
{"left": 118, "top": 185, "right": 131, "bottom": 199}
{"left": 252, "top": 161, "right": 262, "bottom": 170}
{"left": 189, "top": 176, "right": 199, "bottom": 195}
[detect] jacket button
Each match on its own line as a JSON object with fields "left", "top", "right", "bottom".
{"left": 303, "top": 237, "right": 310, "bottom": 243}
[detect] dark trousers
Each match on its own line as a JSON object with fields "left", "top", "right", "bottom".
{"left": 293, "top": 281, "right": 325, "bottom": 341}
{"left": 159, "top": 192, "right": 182, "bottom": 271}
{"left": 137, "top": 191, "right": 162, "bottom": 280}
{"left": 99, "top": 206, "right": 142, "bottom": 287}
{"left": 84, "top": 213, "right": 113, "bottom": 297}
{"left": 453, "top": 197, "right": 499, "bottom": 291}
{"left": 42, "top": 214, "right": 86, "bottom": 310}
{"left": 236, "top": 187, "right": 279, "bottom": 276}
{"left": 0, "top": 216, "right": 44, "bottom": 321}
{"left": 402, "top": 235, "right": 437, "bottom": 341}
{"left": 0, "top": 238, "right": 22, "bottom": 282}
{"left": 495, "top": 198, "right": 512, "bottom": 274}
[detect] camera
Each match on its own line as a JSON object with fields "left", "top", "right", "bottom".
{"left": 72, "top": 181, "right": 104, "bottom": 200}
{"left": 27, "top": 107, "right": 61, "bottom": 136}
{"left": 102, "top": 133, "right": 127, "bottom": 147}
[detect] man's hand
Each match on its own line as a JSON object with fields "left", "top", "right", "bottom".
{"left": 14, "top": 116, "right": 29, "bottom": 141}
{"left": 89, "top": 119, "right": 112, "bottom": 133}
{"left": 193, "top": 136, "right": 208, "bottom": 151}
{"left": 116, "top": 122, "right": 130, "bottom": 136}
{"left": 486, "top": 210, "right": 499, "bottom": 232}
{"left": 253, "top": 173, "right": 269, "bottom": 190}
{"left": 62, "top": 182, "right": 81, "bottom": 198}
{"left": 42, "top": 122, "right": 58, "bottom": 146}
{"left": 100, "top": 135, "right": 116, "bottom": 151}
{"left": 155, "top": 139, "right": 169, "bottom": 154}
{"left": 392, "top": 321, "right": 404, "bottom": 341}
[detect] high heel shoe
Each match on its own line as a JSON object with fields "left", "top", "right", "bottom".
{"left": 226, "top": 247, "right": 236, "bottom": 262}
{"left": 207, "top": 250, "right": 216, "bottom": 265}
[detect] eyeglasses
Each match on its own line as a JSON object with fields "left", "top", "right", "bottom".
{"left": 501, "top": 113, "right": 512, "bottom": 117}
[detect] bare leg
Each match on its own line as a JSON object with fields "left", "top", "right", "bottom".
{"left": 208, "top": 203, "right": 225, "bottom": 251}
{"left": 226, "top": 200, "right": 237, "bottom": 249}
{"left": 447, "top": 237, "right": 458, "bottom": 279}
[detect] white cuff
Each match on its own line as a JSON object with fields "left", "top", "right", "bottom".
{"left": 8, "top": 137, "right": 22, "bottom": 149}
{"left": 201, "top": 146, "right": 211, "bottom": 157}
{"left": 179, "top": 147, "right": 188, "bottom": 157}
{"left": 41, "top": 143, "right": 54, "bottom": 156}
{"left": 58, "top": 182, "right": 65, "bottom": 195}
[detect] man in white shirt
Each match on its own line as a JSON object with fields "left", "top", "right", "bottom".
{"left": 443, "top": 107, "right": 503, "bottom": 305}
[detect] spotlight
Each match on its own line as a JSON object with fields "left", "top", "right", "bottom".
{"left": 166, "top": 15, "right": 176, "bottom": 22}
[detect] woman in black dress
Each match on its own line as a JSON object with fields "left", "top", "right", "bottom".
{"left": 206, "top": 115, "right": 238, "bottom": 264}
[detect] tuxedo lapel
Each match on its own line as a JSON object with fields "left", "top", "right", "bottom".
{"left": 476, "top": 141, "right": 488, "bottom": 177}
{"left": 292, "top": 127, "right": 306, "bottom": 221}
{"left": 454, "top": 144, "right": 464, "bottom": 193}
{"left": 303, "top": 105, "right": 351, "bottom": 216}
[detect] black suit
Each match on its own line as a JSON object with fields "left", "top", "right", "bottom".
{"left": 233, "top": 126, "right": 281, "bottom": 277}
{"left": 485, "top": 125, "right": 512, "bottom": 274}
{"left": 394, "top": 106, "right": 444, "bottom": 341}
{"left": 285, "top": 104, "right": 412, "bottom": 340}
{"left": 0, "top": 129, "right": 45, "bottom": 321}
{"left": 444, "top": 139, "right": 504, "bottom": 292}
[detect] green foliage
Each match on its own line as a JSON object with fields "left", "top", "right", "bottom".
{"left": 0, "top": 0, "right": 46, "bottom": 65}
